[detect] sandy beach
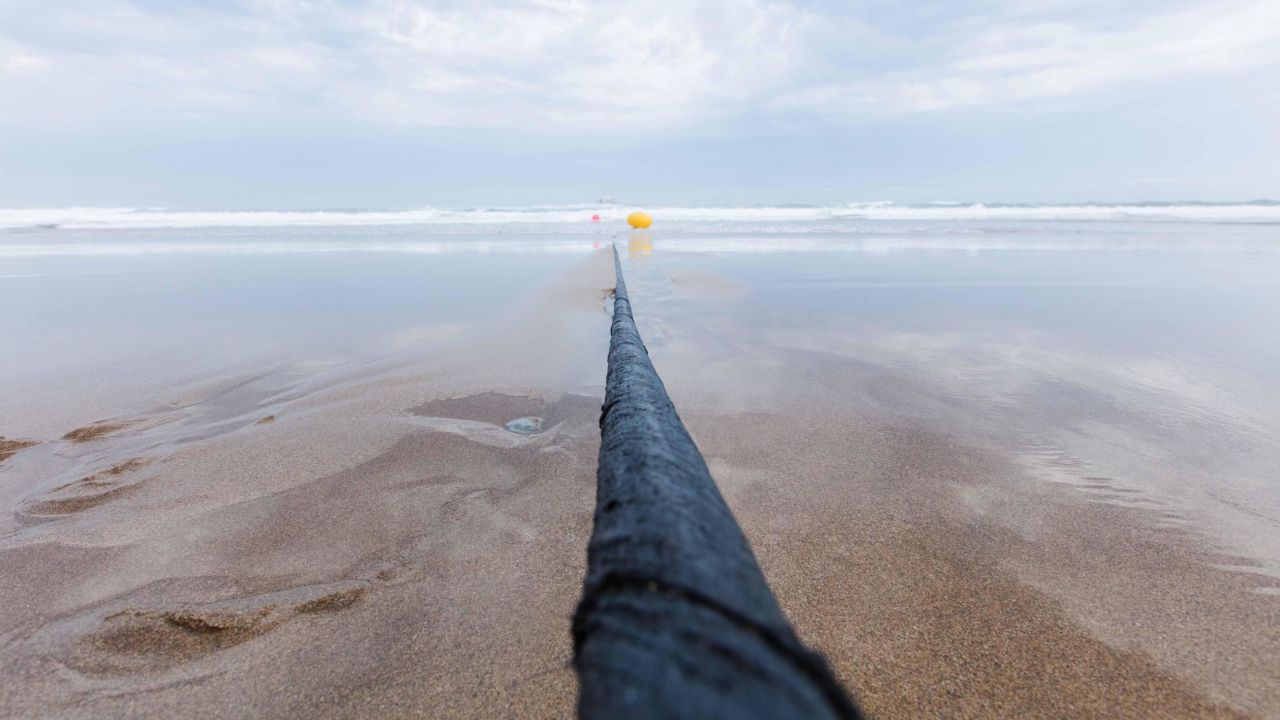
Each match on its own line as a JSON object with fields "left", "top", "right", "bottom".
{"left": 0, "top": 247, "right": 614, "bottom": 718}
{"left": 635, "top": 241, "right": 1280, "bottom": 718}
{"left": 2, "top": 218, "right": 1280, "bottom": 718}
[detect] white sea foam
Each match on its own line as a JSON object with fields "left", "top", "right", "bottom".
{"left": 1, "top": 202, "right": 1278, "bottom": 230}
{"left": 0, "top": 240, "right": 596, "bottom": 257}
{"left": 1, "top": 235, "right": 1274, "bottom": 258}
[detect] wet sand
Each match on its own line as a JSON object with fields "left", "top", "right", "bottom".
{"left": 2, "top": 236, "right": 1279, "bottom": 718}
{"left": 0, "top": 438, "right": 41, "bottom": 463}
{"left": 695, "top": 412, "right": 1274, "bottom": 718}
{"left": 634, "top": 245, "right": 1280, "bottom": 719}
{"left": 0, "top": 250, "right": 614, "bottom": 719}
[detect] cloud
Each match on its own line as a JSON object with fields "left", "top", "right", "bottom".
{"left": 342, "top": 0, "right": 810, "bottom": 128}
{"left": 0, "top": 39, "right": 48, "bottom": 75}
{"left": 773, "top": 0, "right": 1280, "bottom": 115}
{"left": 0, "top": 0, "right": 1277, "bottom": 130}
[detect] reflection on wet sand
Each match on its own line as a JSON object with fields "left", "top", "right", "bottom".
{"left": 620, "top": 238, "right": 1280, "bottom": 718}
{"left": 627, "top": 232, "right": 653, "bottom": 259}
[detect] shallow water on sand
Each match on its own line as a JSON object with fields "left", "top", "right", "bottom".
{"left": 0, "top": 231, "right": 614, "bottom": 438}
{"left": 618, "top": 224, "right": 1280, "bottom": 556}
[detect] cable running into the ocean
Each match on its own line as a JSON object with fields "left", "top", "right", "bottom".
{"left": 571, "top": 245, "right": 863, "bottom": 720}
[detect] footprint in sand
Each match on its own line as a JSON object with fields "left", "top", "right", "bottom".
{"left": 62, "top": 580, "right": 370, "bottom": 675}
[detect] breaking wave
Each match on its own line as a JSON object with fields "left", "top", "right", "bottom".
{"left": 2, "top": 202, "right": 1279, "bottom": 230}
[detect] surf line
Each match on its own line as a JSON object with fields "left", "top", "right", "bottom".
{"left": 571, "top": 245, "right": 863, "bottom": 719}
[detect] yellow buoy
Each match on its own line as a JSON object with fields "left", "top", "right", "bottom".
{"left": 626, "top": 211, "right": 653, "bottom": 229}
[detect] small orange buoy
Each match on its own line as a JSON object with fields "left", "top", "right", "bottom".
{"left": 627, "top": 211, "right": 653, "bottom": 229}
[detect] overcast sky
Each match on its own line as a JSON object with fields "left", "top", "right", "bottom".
{"left": 1, "top": 0, "right": 1277, "bottom": 208}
